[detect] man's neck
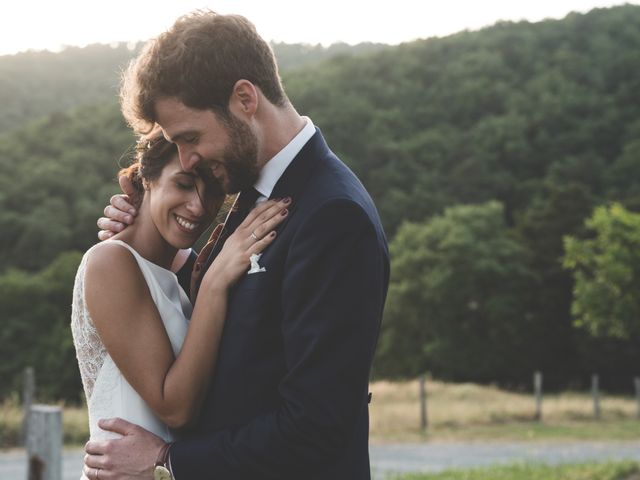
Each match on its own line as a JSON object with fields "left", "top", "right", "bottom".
{"left": 256, "top": 103, "right": 306, "bottom": 169}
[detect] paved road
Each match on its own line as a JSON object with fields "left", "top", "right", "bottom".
{"left": 369, "top": 441, "right": 640, "bottom": 477}
{"left": 1, "top": 448, "right": 84, "bottom": 480}
{"left": 3, "top": 441, "right": 640, "bottom": 479}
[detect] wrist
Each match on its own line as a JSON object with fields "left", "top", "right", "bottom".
{"left": 201, "top": 268, "right": 232, "bottom": 295}
{"left": 154, "top": 442, "right": 174, "bottom": 480}
{"left": 155, "top": 442, "right": 172, "bottom": 468}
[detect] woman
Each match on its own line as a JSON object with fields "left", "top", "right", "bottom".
{"left": 70, "top": 133, "right": 289, "bottom": 449}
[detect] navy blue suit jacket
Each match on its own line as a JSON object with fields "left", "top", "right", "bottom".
{"left": 171, "top": 129, "right": 389, "bottom": 479}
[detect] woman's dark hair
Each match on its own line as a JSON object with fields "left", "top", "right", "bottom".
{"left": 118, "top": 132, "right": 178, "bottom": 194}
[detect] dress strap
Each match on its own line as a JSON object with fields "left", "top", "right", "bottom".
{"left": 106, "top": 239, "right": 143, "bottom": 259}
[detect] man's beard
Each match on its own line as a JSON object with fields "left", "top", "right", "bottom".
{"left": 218, "top": 114, "right": 260, "bottom": 194}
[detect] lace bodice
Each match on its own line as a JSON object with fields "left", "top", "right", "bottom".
{"left": 70, "top": 240, "right": 192, "bottom": 443}
{"left": 70, "top": 245, "right": 108, "bottom": 399}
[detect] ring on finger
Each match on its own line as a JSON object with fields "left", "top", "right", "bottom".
{"left": 250, "top": 231, "right": 259, "bottom": 241}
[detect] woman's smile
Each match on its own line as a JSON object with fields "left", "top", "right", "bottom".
{"left": 174, "top": 213, "right": 202, "bottom": 233}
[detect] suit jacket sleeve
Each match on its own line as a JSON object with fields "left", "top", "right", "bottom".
{"left": 170, "top": 198, "right": 389, "bottom": 478}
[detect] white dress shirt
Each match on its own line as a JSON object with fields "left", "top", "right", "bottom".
{"left": 253, "top": 116, "right": 315, "bottom": 202}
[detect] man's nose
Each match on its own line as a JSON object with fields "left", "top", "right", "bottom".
{"left": 178, "top": 148, "right": 200, "bottom": 172}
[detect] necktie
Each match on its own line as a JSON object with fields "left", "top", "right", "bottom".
{"left": 220, "top": 187, "right": 262, "bottom": 237}
{"left": 190, "top": 187, "right": 262, "bottom": 301}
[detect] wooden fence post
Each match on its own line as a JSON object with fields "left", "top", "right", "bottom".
{"left": 26, "top": 405, "right": 62, "bottom": 480}
{"left": 23, "top": 366, "right": 35, "bottom": 445}
{"left": 534, "top": 371, "right": 543, "bottom": 421}
{"left": 635, "top": 377, "right": 640, "bottom": 420}
{"left": 419, "top": 374, "right": 428, "bottom": 431}
{"left": 592, "top": 374, "right": 601, "bottom": 420}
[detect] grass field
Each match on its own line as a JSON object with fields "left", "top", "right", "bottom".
{"left": 2, "top": 379, "right": 640, "bottom": 447}
{"left": 368, "top": 379, "right": 640, "bottom": 442}
{"left": 0, "top": 396, "right": 88, "bottom": 447}
{"left": 390, "top": 461, "right": 640, "bottom": 479}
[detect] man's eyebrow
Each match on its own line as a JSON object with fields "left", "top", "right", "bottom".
{"left": 164, "top": 130, "right": 198, "bottom": 143}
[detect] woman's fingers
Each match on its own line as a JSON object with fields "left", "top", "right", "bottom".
{"left": 241, "top": 197, "right": 291, "bottom": 235}
{"left": 248, "top": 207, "right": 289, "bottom": 243}
{"left": 248, "top": 230, "right": 278, "bottom": 255}
{"left": 237, "top": 199, "right": 290, "bottom": 250}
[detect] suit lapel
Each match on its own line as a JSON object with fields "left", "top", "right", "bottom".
{"left": 269, "top": 128, "right": 327, "bottom": 203}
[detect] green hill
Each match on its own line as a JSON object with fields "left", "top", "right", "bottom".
{"left": 0, "top": 44, "right": 135, "bottom": 135}
{"left": 286, "top": 4, "right": 640, "bottom": 234}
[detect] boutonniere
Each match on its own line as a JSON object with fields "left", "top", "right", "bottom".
{"left": 248, "top": 253, "right": 266, "bottom": 274}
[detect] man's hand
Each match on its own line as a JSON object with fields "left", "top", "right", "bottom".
{"left": 83, "top": 418, "right": 165, "bottom": 480}
{"left": 97, "top": 176, "right": 140, "bottom": 241}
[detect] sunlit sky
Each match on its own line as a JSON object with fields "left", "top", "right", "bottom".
{"left": 1, "top": 0, "right": 637, "bottom": 56}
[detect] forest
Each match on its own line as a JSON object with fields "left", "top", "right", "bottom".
{"left": 1, "top": 4, "right": 639, "bottom": 401}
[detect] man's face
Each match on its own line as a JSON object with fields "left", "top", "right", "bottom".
{"left": 154, "top": 97, "right": 260, "bottom": 194}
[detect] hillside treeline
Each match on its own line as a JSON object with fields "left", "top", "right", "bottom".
{"left": 0, "top": 41, "right": 388, "bottom": 135}
{"left": 287, "top": 4, "right": 640, "bottom": 389}
{"left": 1, "top": 5, "right": 639, "bottom": 401}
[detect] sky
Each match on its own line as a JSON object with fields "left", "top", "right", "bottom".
{"left": 0, "top": 0, "right": 637, "bottom": 56}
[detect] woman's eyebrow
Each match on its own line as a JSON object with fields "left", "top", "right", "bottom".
{"left": 174, "top": 171, "right": 197, "bottom": 178}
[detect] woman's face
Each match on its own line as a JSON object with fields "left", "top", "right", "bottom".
{"left": 146, "top": 155, "right": 223, "bottom": 249}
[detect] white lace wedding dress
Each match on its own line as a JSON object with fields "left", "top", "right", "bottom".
{"left": 71, "top": 239, "right": 192, "bottom": 444}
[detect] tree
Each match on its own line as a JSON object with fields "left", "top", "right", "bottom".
{"left": 563, "top": 203, "right": 640, "bottom": 339}
{"left": 375, "top": 201, "right": 538, "bottom": 383}
{"left": 0, "top": 251, "right": 83, "bottom": 401}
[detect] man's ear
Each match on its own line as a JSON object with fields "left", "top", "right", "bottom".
{"left": 229, "top": 79, "right": 258, "bottom": 118}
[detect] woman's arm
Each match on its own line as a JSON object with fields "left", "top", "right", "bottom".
{"left": 85, "top": 198, "right": 290, "bottom": 428}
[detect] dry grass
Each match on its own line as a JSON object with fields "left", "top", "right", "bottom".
{"left": 369, "top": 379, "right": 640, "bottom": 442}
{"left": 0, "top": 398, "right": 88, "bottom": 448}
{"left": 2, "top": 379, "right": 640, "bottom": 448}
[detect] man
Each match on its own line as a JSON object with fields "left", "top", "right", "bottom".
{"left": 88, "top": 10, "right": 389, "bottom": 480}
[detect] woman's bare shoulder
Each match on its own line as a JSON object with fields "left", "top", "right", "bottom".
{"left": 85, "top": 241, "right": 139, "bottom": 277}
{"left": 84, "top": 241, "right": 147, "bottom": 310}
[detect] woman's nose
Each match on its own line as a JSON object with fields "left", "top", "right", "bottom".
{"left": 186, "top": 191, "right": 206, "bottom": 216}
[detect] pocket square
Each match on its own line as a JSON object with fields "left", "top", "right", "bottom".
{"left": 248, "top": 253, "right": 266, "bottom": 274}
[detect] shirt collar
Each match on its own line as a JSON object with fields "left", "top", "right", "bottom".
{"left": 253, "top": 117, "right": 315, "bottom": 199}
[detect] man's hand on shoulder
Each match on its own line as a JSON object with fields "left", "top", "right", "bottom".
{"left": 84, "top": 418, "right": 166, "bottom": 480}
{"left": 97, "top": 176, "right": 140, "bottom": 240}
